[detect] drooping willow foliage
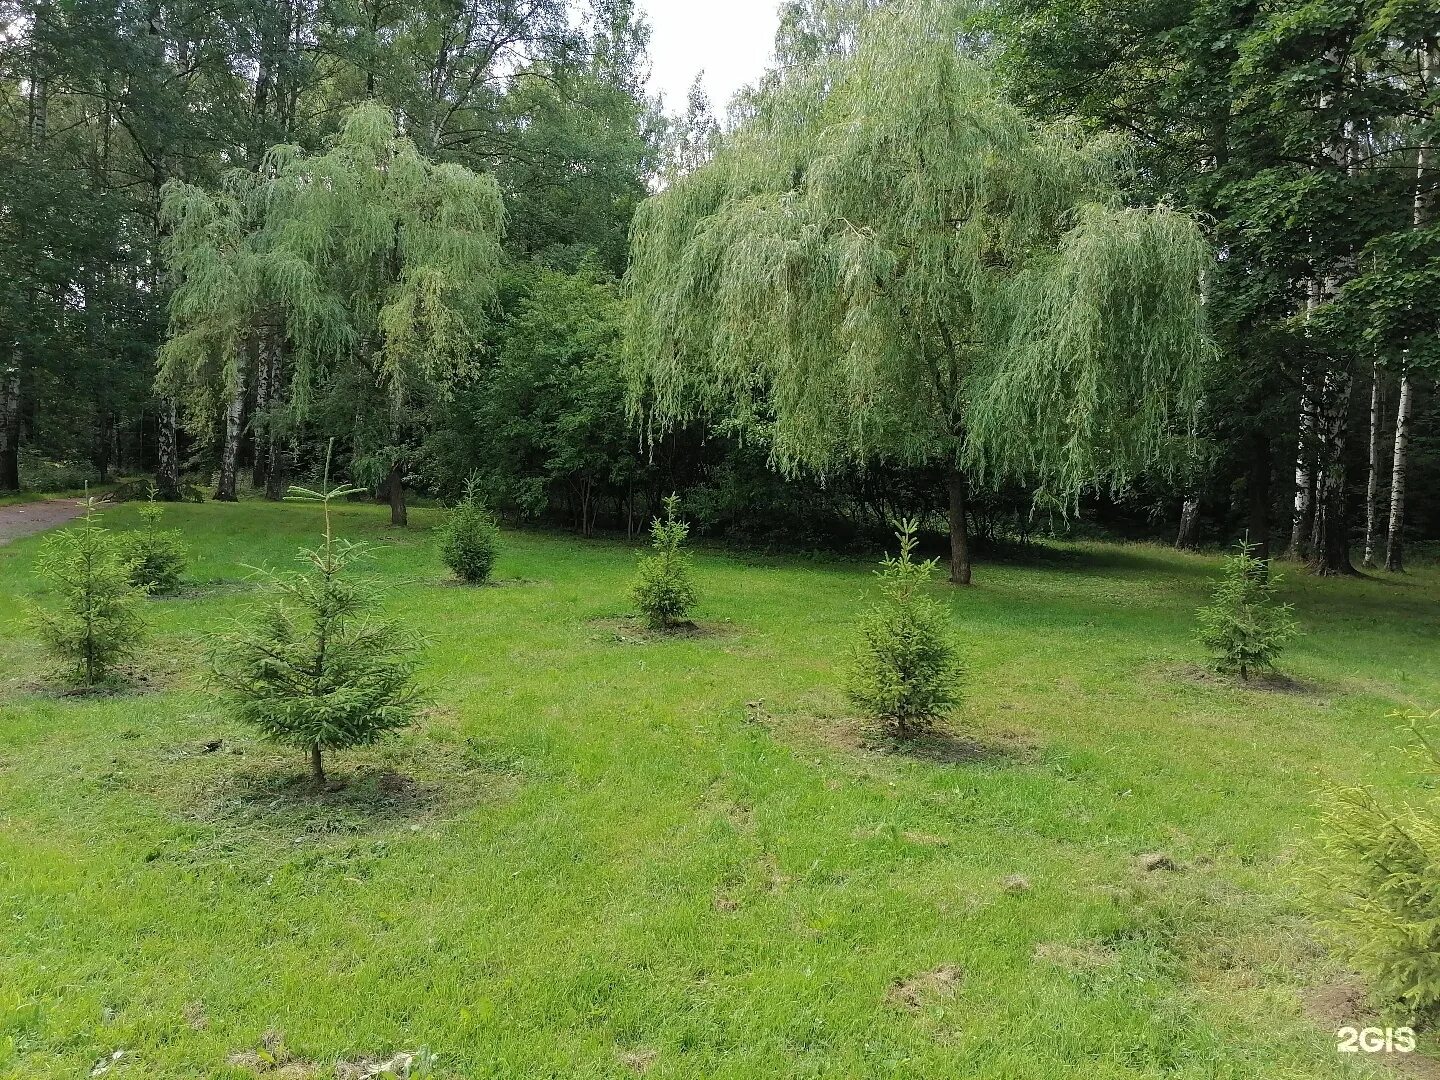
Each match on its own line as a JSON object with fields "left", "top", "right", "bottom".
{"left": 159, "top": 104, "right": 506, "bottom": 506}
{"left": 624, "top": 0, "right": 1213, "bottom": 541}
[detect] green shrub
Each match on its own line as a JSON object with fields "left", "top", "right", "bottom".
{"left": 122, "top": 488, "right": 188, "bottom": 593}
{"left": 1312, "top": 711, "right": 1440, "bottom": 1022}
{"left": 29, "top": 498, "right": 147, "bottom": 686}
{"left": 1196, "top": 540, "right": 1297, "bottom": 679}
{"left": 631, "top": 493, "right": 698, "bottom": 631}
{"left": 213, "top": 476, "right": 425, "bottom": 788}
{"left": 846, "top": 520, "right": 963, "bottom": 737}
{"left": 438, "top": 474, "right": 500, "bottom": 584}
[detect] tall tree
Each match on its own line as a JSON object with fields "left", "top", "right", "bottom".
{"left": 625, "top": 0, "right": 1211, "bottom": 583}
{"left": 160, "top": 103, "right": 506, "bottom": 524}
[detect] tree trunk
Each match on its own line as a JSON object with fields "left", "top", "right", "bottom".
{"left": 214, "top": 357, "right": 247, "bottom": 501}
{"left": 250, "top": 337, "right": 272, "bottom": 490}
{"left": 1362, "top": 363, "right": 1383, "bottom": 567}
{"left": 387, "top": 460, "right": 407, "bottom": 526}
{"left": 1310, "top": 369, "right": 1356, "bottom": 576}
{"left": 1385, "top": 371, "right": 1413, "bottom": 572}
{"left": 1245, "top": 429, "right": 1272, "bottom": 564}
{"left": 264, "top": 433, "right": 289, "bottom": 501}
{"left": 156, "top": 397, "right": 181, "bottom": 500}
{"left": 0, "top": 364, "right": 19, "bottom": 492}
{"left": 1286, "top": 389, "right": 1316, "bottom": 559}
{"left": 1175, "top": 496, "right": 1201, "bottom": 550}
{"left": 309, "top": 742, "right": 325, "bottom": 789}
{"left": 945, "top": 465, "right": 971, "bottom": 585}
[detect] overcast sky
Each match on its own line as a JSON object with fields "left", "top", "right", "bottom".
{"left": 640, "top": 0, "right": 780, "bottom": 119}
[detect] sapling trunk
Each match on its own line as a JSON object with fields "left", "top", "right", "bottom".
{"left": 310, "top": 743, "right": 325, "bottom": 788}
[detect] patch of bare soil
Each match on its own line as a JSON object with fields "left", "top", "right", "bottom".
{"left": 1302, "top": 983, "right": 1440, "bottom": 1079}
{"left": 888, "top": 965, "right": 963, "bottom": 1010}
{"left": 618, "top": 1047, "right": 659, "bottom": 1074}
{"left": 227, "top": 1030, "right": 428, "bottom": 1078}
{"left": 179, "top": 727, "right": 521, "bottom": 847}
{"left": 1169, "top": 662, "right": 1324, "bottom": 698}
{"left": 588, "top": 614, "right": 735, "bottom": 645}
{"left": 0, "top": 497, "right": 88, "bottom": 545}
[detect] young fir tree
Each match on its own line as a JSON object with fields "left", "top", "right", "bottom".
{"left": 123, "top": 485, "right": 188, "bottom": 593}
{"left": 1313, "top": 711, "right": 1440, "bottom": 1021}
{"left": 438, "top": 474, "right": 500, "bottom": 584}
{"left": 631, "top": 493, "right": 698, "bottom": 630}
{"left": 30, "top": 497, "right": 147, "bottom": 686}
{"left": 1196, "top": 540, "right": 1298, "bottom": 680}
{"left": 846, "top": 520, "right": 963, "bottom": 738}
{"left": 214, "top": 468, "right": 426, "bottom": 788}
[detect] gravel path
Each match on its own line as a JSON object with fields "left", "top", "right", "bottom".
{"left": 0, "top": 498, "right": 89, "bottom": 546}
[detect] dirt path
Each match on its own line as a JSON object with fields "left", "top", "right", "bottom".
{"left": 0, "top": 498, "right": 89, "bottom": 546}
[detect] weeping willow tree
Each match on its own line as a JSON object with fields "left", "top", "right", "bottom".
{"left": 160, "top": 103, "right": 506, "bottom": 523}
{"left": 624, "top": 0, "right": 1212, "bottom": 583}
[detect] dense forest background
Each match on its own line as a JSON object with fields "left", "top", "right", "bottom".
{"left": 1, "top": 0, "right": 1435, "bottom": 569}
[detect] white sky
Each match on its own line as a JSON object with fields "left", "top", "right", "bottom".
{"left": 640, "top": 0, "right": 781, "bottom": 120}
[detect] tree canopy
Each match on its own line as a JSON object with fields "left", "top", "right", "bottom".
{"left": 624, "top": 0, "right": 1212, "bottom": 582}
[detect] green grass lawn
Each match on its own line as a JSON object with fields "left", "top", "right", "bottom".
{"left": 2, "top": 500, "right": 1437, "bottom": 1079}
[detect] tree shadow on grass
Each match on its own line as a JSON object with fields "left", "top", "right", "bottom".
{"left": 860, "top": 725, "right": 1030, "bottom": 766}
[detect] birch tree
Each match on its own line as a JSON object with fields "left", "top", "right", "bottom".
{"left": 625, "top": 0, "right": 1211, "bottom": 583}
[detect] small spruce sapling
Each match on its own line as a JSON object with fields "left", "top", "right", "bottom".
{"left": 1196, "top": 540, "right": 1297, "bottom": 680}
{"left": 1312, "top": 711, "right": 1440, "bottom": 1021}
{"left": 123, "top": 484, "right": 188, "bottom": 593}
{"left": 438, "top": 473, "right": 500, "bottom": 584}
{"left": 213, "top": 463, "right": 426, "bottom": 788}
{"left": 846, "top": 520, "right": 963, "bottom": 738}
{"left": 631, "top": 493, "right": 698, "bottom": 631}
{"left": 30, "top": 496, "right": 148, "bottom": 686}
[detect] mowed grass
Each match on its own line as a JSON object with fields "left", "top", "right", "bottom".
{"left": 1, "top": 500, "right": 1437, "bottom": 1080}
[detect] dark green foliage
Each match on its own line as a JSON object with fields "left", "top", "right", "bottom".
{"left": 439, "top": 476, "right": 501, "bottom": 585}
{"left": 122, "top": 489, "right": 187, "bottom": 593}
{"left": 1196, "top": 540, "right": 1298, "bottom": 679}
{"left": 845, "top": 520, "right": 963, "bottom": 737}
{"left": 213, "top": 479, "right": 425, "bottom": 787}
{"left": 1313, "top": 712, "right": 1440, "bottom": 1022}
{"left": 631, "top": 494, "right": 698, "bottom": 630}
{"left": 29, "top": 499, "right": 147, "bottom": 686}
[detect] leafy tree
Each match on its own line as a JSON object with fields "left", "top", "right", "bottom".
{"left": 1196, "top": 540, "right": 1298, "bottom": 680}
{"left": 30, "top": 497, "right": 147, "bottom": 686}
{"left": 1313, "top": 711, "right": 1440, "bottom": 1022}
{"left": 631, "top": 493, "right": 698, "bottom": 630}
{"left": 625, "top": 0, "right": 1212, "bottom": 585}
{"left": 160, "top": 103, "right": 507, "bottom": 527}
{"left": 438, "top": 474, "right": 501, "bottom": 585}
{"left": 994, "top": 0, "right": 1437, "bottom": 572}
{"left": 122, "top": 486, "right": 188, "bottom": 594}
{"left": 214, "top": 472, "right": 426, "bottom": 788}
{"left": 846, "top": 519, "right": 962, "bottom": 737}
{"left": 434, "top": 266, "right": 647, "bottom": 534}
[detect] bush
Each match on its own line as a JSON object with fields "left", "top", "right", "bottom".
{"left": 1312, "top": 711, "right": 1440, "bottom": 1022}
{"left": 1196, "top": 540, "right": 1297, "bottom": 679}
{"left": 631, "top": 493, "right": 698, "bottom": 630}
{"left": 30, "top": 498, "right": 147, "bottom": 685}
{"left": 438, "top": 474, "right": 500, "bottom": 584}
{"left": 122, "top": 487, "right": 188, "bottom": 593}
{"left": 846, "top": 519, "right": 963, "bottom": 737}
{"left": 17, "top": 451, "right": 99, "bottom": 493}
{"left": 213, "top": 477, "right": 426, "bottom": 788}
